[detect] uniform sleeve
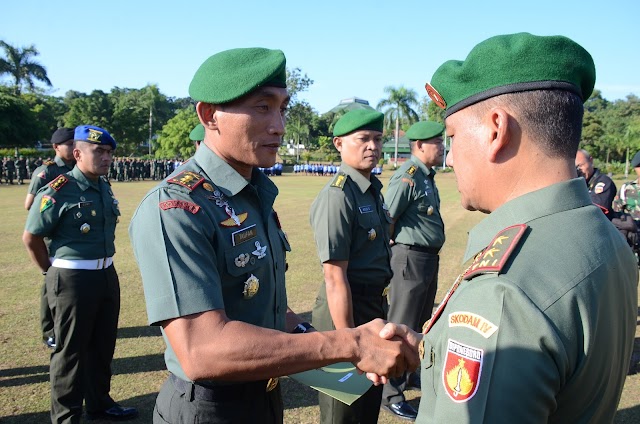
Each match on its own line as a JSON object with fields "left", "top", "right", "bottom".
{"left": 590, "top": 177, "right": 616, "bottom": 217}
{"left": 421, "top": 276, "right": 565, "bottom": 423}
{"left": 129, "top": 187, "right": 225, "bottom": 325}
{"left": 24, "top": 186, "right": 63, "bottom": 237}
{"left": 27, "top": 166, "right": 48, "bottom": 195}
{"left": 384, "top": 174, "right": 414, "bottom": 220}
{"left": 310, "top": 188, "right": 354, "bottom": 263}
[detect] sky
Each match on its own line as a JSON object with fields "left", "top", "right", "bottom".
{"left": 2, "top": 0, "right": 639, "bottom": 114}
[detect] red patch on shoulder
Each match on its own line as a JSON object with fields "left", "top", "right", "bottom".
{"left": 159, "top": 200, "right": 201, "bottom": 214}
{"left": 443, "top": 339, "right": 483, "bottom": 403}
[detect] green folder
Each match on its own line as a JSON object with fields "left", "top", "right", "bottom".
{"left": 289, "top": 362, "right": 373, "bottom": 405}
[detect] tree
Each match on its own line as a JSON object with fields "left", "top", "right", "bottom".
{"left": 63, "top": 90, "right": 113, "bottom": 131}
{"left": 0, "top": 41, "right": 52, "bottom": 95}
{"left": 377, "top": 86, "right": 420, "bottom": 167}
{"left": 0, "top": 89, "right": 40, "bottom": 147}
{"left": 21, "top": 93, "right": 68, "bottom": 142}
{"left": 154, "top": 107, "right": 200, "bottom": 159}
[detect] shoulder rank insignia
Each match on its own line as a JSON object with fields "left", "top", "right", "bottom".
{"left": 463, "top": 224, "right": 528, "bottom": 280}
{"left": 167, "top": 171, "right": 204, "bottom": 191}
{"left": 406, "top": 165, "right": 417, "bottom": 176}
{"left": 48, "top": 174, "right": 68, "bottom": 191}
{"left": 159, "top": 200, "right": 201, "bottom": 214}
{"left": 43, "top": 160, "right": 55, "bottom": 166}
{"left": 330, "top": 172, "right": 347, "bottom": 189}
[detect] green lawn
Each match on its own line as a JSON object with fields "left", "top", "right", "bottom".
{"left": 0, "top": 172, "right": 638, "bottom": 423}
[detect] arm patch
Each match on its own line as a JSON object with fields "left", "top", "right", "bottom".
{"left": 463, "top": 224, "right": 528, "bottom": 280}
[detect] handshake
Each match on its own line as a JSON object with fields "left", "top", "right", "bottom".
{"left": 351, "top": 319, "right": 422, "bottom": 385}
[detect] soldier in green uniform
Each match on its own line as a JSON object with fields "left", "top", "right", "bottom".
{"left": 24, "top": 127, "right": 77, "bottom": 350}
{"left": 381, "top": 120, "right": 446, "bottom": 420}
{"left": 375, "top": 32, "right": 638, "bottom": 423}
{"left": 129, "top": 48, "right": 417, "bottom": 424}
{"left": 310, "top": 108, "right": 393, "bottom": 424}
{"left": 23, "top": 125, "right": 137, "bottom": 423}
{"left": 189, "top": 123, "right": 204, "bottom": 150}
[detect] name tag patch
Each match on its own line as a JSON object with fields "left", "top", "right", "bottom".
{"left": 443, "top": 339, "right": 483, "bottom": 403}
{"left": 232, "top": 224, "right": 257, "bottom": 246}
{"left": 448, "top": 312, "right": 498, "bottom": 338}
{"left": 358, "top": 205, "right": 373, "bottom": 214}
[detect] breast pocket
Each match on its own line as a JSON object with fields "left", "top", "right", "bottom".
{"left": 224, "top": 237, "right": 270, "bottom": 278}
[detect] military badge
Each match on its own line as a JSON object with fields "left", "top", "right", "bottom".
{"left": 80, "top": 223, "right": 91, "bottom": 234}
{"left": 594, "top": 182, "right": 605, "bottom": 194}
{"left": 234, "top": 253, "right": 250, "bottom": 268}
{"left": 91, "top": 210, "right": 97, "bottom": 217}
{"left": 243, "top": 274, "right": 260, "bottom": 299}
{"left": 358, "top": 205, "right": 373, "bottom": 214}
{"left": 80, "top": 196, "right": 86, "bottom": 201}
{"left": 37, "top": 171, "right": 46, "bottom": 179}
{"left": 427, "top": 205, "right": 434, "bottom": 215}
{"left": 463, "top": 224, "right": 528, "bottom": 280}
{"left": 76, "top": 212, "right": 82, "bottom": 219}
{"left": 232, "top": 224, "right": 257, "bottom": 246}
{"left": 203, "top": 182, "right": 215, "bottom": 192}
{"left": 40, "top": 195, "right": 55, "bottom": 213}
{"left": 220, "top": 212, "right": 248, "bottom": 227}
{"left": 330, "top": 173, "right": 347, "bottom": 189}
{"left": 448, "top": 312, "right": 498, "bottom": 338}
{"left": 159, "top": 200, "right": 201, "bottom": 214}
{"left": 407, "top": 165, "right": 417, "bottom": 176}
{"left": 266, "top": 377, "right": 279, "bottom": 392}
{"left": 48, "top": 175, "right": 68, "bottom": 191}
{"left": 167, "top": 171, "right": 205, "bottom": 191}
{"left": 425, "top": 83, "right": 447, "bottom": 109}
{"left": 87, "top": 128, "right": 104, "bottom": 143}
{"left": 368, "top": 228, "right": 377, "bottom": 241}
{"left": 443, "top": 339, "right": 482, "bottom": 402}
{"left": 252, "top": 241, "right": 267, "bottom": 259}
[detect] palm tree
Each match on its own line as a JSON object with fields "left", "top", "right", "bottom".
{"left": 0, "top": 41, "right": 52, "bottom": 95}
{"left": 377, "top": 86, "right": 420, "bottom": 167}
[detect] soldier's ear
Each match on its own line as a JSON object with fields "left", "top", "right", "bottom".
{"left": 196, "top": 102, "right": 218, "bottom": 130}
{"left": 333, "top": 136, "right": 342, "bottom": 152}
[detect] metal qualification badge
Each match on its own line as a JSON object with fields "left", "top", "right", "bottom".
{"left": 243, "top": 274, "right": 259, "bottom": 299}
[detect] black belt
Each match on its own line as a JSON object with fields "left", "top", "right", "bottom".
{"left": 169, "top": 373, "right": 278, "bottom": 402}
{"left": 396, "top": 243, "right": 440, "bottom": 255}
{"left": 350, "top": 283, "right": 388, "bottom": 297}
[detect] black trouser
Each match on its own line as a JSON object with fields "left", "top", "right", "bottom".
{"left": 153, "top": 374, "right": 284, "bottom": 423}
{"left": 41, "top": 281, "right": 54, "bottom": 341}
{"left": 382, "top": 244, "right": 439, "bottom": 406}
{"left": 312, "top": 281, "right": 388, "bottom": 424}
{"left": 46, "top": 265, "right": 120, "bottom": 424}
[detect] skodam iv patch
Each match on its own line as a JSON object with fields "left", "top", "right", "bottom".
{"left": 448, "top": 311, "right": 498, "bottom": 338}
{"left": 443, "top": 339, "right": 483, "bottom": 403}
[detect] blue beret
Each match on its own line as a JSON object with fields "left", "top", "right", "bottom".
{"left": 74, "top": 125, "right": 116, "bottom": 149}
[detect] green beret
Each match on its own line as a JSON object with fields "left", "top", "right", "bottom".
{"left": 426, "top": 33, "right": 596, "bottom": 117}
{"left": 189, "top": 124, "right": 205, "bottom": 142}
{"left": 333, "top": 109, "right": 384, "bottom": 137}
{"left": 189, "top": 47, "right": 286, "bottom": 104}
{"left": 631, "top": 151, "right": 640, "bottom": 168}
{"left": 405, "top": 121, "right": 444, "bottom": 141}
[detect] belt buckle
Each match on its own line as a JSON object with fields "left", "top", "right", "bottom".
{"left": 266, "top": 377, "right": 279, "bottom": 392}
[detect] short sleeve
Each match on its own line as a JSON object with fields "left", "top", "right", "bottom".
{"left": 24, "top": 187, "right": 62, "bottom": 237}
{"left": 310, "top": 188, "right": 354, "bottom": 263}
{"left": 129, "top": 187, "right": 225, "bottom": 325}
{"left": 385, "top": 175, "right": 413, "bottom": 220}
{"left": 28, "top": 166, "right": 48, "bottom": 195}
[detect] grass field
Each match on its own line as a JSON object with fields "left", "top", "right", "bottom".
{"left": 1, "top": 172, "right": 638, "bottom": 423}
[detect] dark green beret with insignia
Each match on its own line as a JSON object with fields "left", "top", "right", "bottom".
{"left": 405, "top": 121, "right": 444, "bottom": 141}
{"left": 333, "top": 109, "right": 384, "bottom": 137}
{"left": 189, "top": 47, "right": 286, "bottom": 104}
{"left": 425, "top": 32, "right": 596, "bottom": 117}
{"left": 189, "top": 124, "right": 205, "bottom": 142}
{"left": 631, "top": 151, "right": 640, "bottom": 168}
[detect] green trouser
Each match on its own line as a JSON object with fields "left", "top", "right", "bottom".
{"left": 312, "top": 282, "right": 388, "bottom": 424}
{"left": 47, "top": 266, "right": 120, "bottom": 424}
{"left": 41, "top": 281, "right": 54, "bottom": 340}
{"left": 153, "top": 375, "right": 284, "bottom": 423}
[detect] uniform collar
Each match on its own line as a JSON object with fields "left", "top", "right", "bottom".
{"left": 339, "top": 162, "right": 381, "bottom": 194}
{"left": 54, "top": 155, "right": 73, "bottom": 169}
{"left": 70, "top": 166, "right": 101, "bottom": 192}
{"left": 463, "top": 178, "right": 592, "bottom": 262}
{"left": 409, "top": 155, "right": 435, "bottom": 178}
{"left": 193, "top": 142, "right": 278, "bottom": 200}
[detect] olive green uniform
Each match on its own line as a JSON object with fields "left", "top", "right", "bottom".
{"left": 310, "top": 162, "right": 392, "bottom": 424}
{"left": 129, "top": 143, "right": 290, "bottom": 423}
{"left": 28, "top": 155, "right": 75, "bottom": 343}
{"left": 25, "top": 166, "right": 122, "bottom": 424}
{"left": 383, "top": 156, "right": 445, "bottom": 406}
{"left": 416, "top": 179, "right": 638, "bottom": 423}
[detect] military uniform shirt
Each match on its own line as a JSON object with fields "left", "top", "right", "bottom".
{"left": 385, "top": 155, "right": 445, "bottom": 248}
{"left": 613, "top": 179, "right": 640, "bottom": 220}
{"left": 129, "top": 143, "right": 290, "bottom": 382}
{"left": 25, "top": 166, "right": 120, "bottom": 260}
{"left": 585, "top": 168, "right": 616, "bottom": 218}
{"left": 28, "top": 156, "right": 74, "bottom": 195}
{"left": 416, "top": 178, "right": 638, "bottom": 423}
{"left": 310, "top": 162, "right": 392, "bottom": 286}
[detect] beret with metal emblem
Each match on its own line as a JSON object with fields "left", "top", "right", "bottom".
{"left": 50, "top": 128, "right": 75, "bottom": 144}
{"left": 189, "top": 47, "right": 287, "bottom": 104}
{"left": 333, "top": 109, "right": 385, "bottom": 137}
{"left": 74, "top": 125, "right": 116, "bottom": 149}
{"left": 631, "top": 151, "right": 640, "bottom": 168}
{"left": 425, "top": 32, "right": 596, "bottom": 118}
{"left": 189, "top": 124, "right": 205, "bottom": 142}
{"left": 405, "top": 121, "right": 445, "bottom": 141}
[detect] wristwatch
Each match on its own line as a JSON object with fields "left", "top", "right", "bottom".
{"left": 292, "top": 322, "right": 314, "bottom": 334}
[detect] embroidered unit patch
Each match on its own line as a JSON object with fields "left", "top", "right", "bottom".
{"left": 159, "top": 200, "right": 201, "bottom": 214}
{"left": 448, "top": 311, "right": 498, "bottom": 338}
{"left": 443, "top": 339, "right": 483, "bottom": 403}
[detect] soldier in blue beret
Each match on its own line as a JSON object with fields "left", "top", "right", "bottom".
{"left": 377, "top": 32, "right": 637, "bottom": 423}
{"left": 23, "top": 125, "right": 138, "bottom": 422}
{"left": 129, "top": 48, "right": 418, "bottom": 423}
